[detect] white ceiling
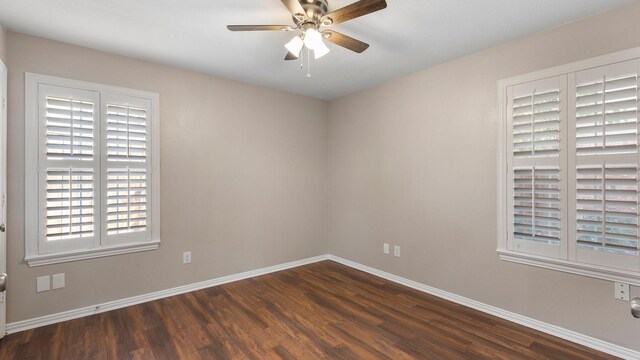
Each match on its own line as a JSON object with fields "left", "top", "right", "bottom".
{"left": 0, "top": 0, "right": 635, "bottom": 100}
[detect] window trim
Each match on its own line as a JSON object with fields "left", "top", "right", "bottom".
{"left": 25, "top": 73, "right": 161, "bottom": 267}
{"left": 497, "top": 47, "right": 640, "bottom": 286}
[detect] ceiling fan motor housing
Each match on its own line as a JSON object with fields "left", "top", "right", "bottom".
{"left": 295, "top": 0, "right": 329, "bottom": 24}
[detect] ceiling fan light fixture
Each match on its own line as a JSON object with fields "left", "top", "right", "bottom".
{"left": 314, "top": 41, "right": 331, "bottom": 59}
{"left": 227, "top": 0, "right": 388, "bottom": 62}
{"left": 285, "top": 36, "right": 304, "bottom": 57}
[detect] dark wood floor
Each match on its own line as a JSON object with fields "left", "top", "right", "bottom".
{"left": 0, "top": 260, "right": 617, "bottom": 359}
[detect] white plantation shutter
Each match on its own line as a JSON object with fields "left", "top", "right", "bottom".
{"left": 575, "top": 60, "right": 638, "bottom": 155}
{"left": 513, "top": 167, "right": 562, "bottom": 244}
{"left": 512, "top": 89, "right": 561, "bottom": 157}
{"left": 26, "top": 74, "right": 160, "bottom": 265}
{"left": 46, "top": 169, "right": 95, "bottom": 241}
{"left": 499, "top": 50, "right": 640, "bottom": 282}
{"left": 107, "top": 168, "right": 147, "bottom": 235}
{"left": 103, "top": 95, "right": 152, "bottom": 244}
{"left": 45, "top": 97, "right": 95, "bottom": 160}
{"left": 107, "top": 104, "right": 147, "bottom": 162}
{"left": 575, "top": 165, "right": 638, "bottom": 255}
{"left": 507, "top": 76, "right": 567, "bottom": 258}
{"left": 38, "top": 85, "right": 100, "bottom": 254}
{"left": 570, "top": 60, "right": 640, "bottom": 270}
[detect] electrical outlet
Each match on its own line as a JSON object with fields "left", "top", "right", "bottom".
{"left": 183, "top": 251, "right": 192, "bottom": 264}
{"left": 615, "top": 282, "right": 630, "bottom": 301}
{"left": 383, "top": 243, "right": 390, "bottom": 255}
{"left": 52, "top": 273, "right": 65, "bottom": 290}
{"left": 394, "top": 246, "right": 401, "bottom": 257}
{"left": 36, "top": 276, "right": 50, "bottom": 293}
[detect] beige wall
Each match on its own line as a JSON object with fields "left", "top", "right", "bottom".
{"left": 6, "top": 32, "right": 328, "bottom": 322}
{"left": 328, "top": 1, "right": 640, "bottom": 351}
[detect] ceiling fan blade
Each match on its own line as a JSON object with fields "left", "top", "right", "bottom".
{"left": 227, "top": 25, "right": 291, "bottom": 31}
{"left": 285, "top": 52, "right": 298, "bottom": 61}
{"left": 321, "top": 0, "right": 387, "bottom": 26}
{"left": 281, "top": 0, "right": 307, "bottom": 19}
{"left": 322, "top": 30, "right": 369, "bottom": 53}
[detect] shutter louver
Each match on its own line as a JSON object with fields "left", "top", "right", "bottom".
{"left": 46, "top": 169, "right": 94, "bottom": 241}
{"left": 576, "top": 165, "right": 639, "bottom": 255}
{"left": 107, "top": 168, "right": 147, "bottom": 235}
{"left": 513, "top": 167, "right": 561, "bottom": 244}
{"left": 512, "top": 90, "right": 561, "bottom": 157}
{"left": 575, "top": 64, "right": 638, "bottom": 155}
{"left": 45, "top": 96, "right": 94, "bottom": 160}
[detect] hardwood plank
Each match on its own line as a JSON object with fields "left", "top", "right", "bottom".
{"left": 0, "top": 260, "right": 620, "bottom": 359}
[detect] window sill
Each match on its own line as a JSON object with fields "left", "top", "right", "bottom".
{"left": 25, "top": 240, "right": 160, "bottom": 267}
{"left": 497, "top": 249, "right": 640, "bottom": 287}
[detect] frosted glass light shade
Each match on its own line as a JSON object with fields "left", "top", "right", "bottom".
{"left": 303, "top": 28, "right": 324, "bottom": 50}
{"left": 314, "top": 41, "right": 330, "bottom": 59}
{"left": 285, "top": 36, "right": 304, "bottom": 58}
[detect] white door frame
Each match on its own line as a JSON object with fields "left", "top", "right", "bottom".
{"left": 0, "top": 58, "right": 7, "bottom": 339}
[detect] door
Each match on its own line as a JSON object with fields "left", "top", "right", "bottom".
{"left": 0, "top": 59, "right": 7, "bottom": 338}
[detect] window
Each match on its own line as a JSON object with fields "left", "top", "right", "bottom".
{"left": 25, "top": 74, "right": 160, "bottom": 266}
{"left": 498, "top": 48, "right": 640, "bottom": 285}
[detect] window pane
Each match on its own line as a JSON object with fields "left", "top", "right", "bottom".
{"left": 46, "top": 96, "right": 94, "bottom": 160}
{"left": 513, "top": 167, "right": 561, "bottom": 245}
{"left": 107, "top": 168, "right": 147, "bottom": 235}
{"left": 107, "top": 104, "right": 147, "bottom": 162}
{"left": 46, "top": 168, "right": 95, "bottom": 241}
{"left": 576, "top": 165, "right": 639, "bottom": 255}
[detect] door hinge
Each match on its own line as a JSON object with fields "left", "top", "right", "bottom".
{"left": 2, "top": 193, "right": 5, "bottom": 207}
{"left": 2, "top": 98, "right": 5, "bottom": 110}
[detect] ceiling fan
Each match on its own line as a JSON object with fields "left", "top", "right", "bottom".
{"left": 227, "top": 0, "right": 387, "bottom": 60}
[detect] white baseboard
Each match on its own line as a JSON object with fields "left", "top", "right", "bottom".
{"left": 6, "top": 254, "right": 329, "bottom": 334}
{"left": 7, "top": 253, "right": 639, "bottom": 359}
{"left": 327, "top": 255, "right": 640, "bottom": 360}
